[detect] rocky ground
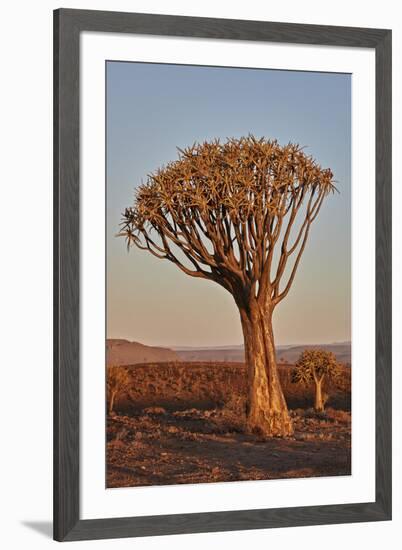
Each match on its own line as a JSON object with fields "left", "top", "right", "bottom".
{"left": 107, "top": 406, "right": 351, "bottom": 487}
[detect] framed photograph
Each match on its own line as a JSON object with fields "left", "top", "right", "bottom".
{"left": 54, "top": 8, "right": 392, "bottom": 541}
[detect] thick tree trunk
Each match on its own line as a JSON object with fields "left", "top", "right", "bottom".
{"left": 239, "top": 302, "right": 293, "bottom": 437}
{"left": 314, "top": 378, "right": 324, "bottom": 412}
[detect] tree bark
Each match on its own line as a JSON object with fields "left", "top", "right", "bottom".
{"left": 108, "top": 390, "right": 116, "bottom": 415}
{"left": 239, "top": 302, "right": 293, "bottom": 437}
{"left": 314, "top": 378, "right": 324, "bottom": 412}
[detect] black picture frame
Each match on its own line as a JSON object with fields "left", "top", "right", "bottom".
{"left": 54, "top": 8, "right": 392, "bottom": 542}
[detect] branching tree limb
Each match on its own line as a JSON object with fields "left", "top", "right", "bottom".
{"left": 120, "top": 136, "right": 335, "bottom": 436}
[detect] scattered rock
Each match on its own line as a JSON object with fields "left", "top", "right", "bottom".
{"left": 143, "top": 406, "right": 166, "bottom": 415}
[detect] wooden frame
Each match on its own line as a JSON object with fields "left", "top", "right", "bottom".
{"left": 54, "top": 8, "right": 392, "bottom": 541}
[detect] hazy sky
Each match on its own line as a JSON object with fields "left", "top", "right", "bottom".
{"left": 106, "top": 61, "right": 351, "bottom": 347}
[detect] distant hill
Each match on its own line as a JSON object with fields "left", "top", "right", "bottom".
{"left": 107, "top": 339, "right": 180, "bottom": 366}
{"left": 176, "top": 347, "right": 246, "bottom": 363}
{"left": 107, "top": 339, "right": 351, "bottom": 366}
{"left": 276, "top": 343, "right": 351, "bottom": 365}
{"left": 176, "top": 342, "right": 351, "bottom": 365}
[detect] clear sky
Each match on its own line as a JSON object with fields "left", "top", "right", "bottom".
{"left": 106, "top": 61, "right": 351, "bottom": 347}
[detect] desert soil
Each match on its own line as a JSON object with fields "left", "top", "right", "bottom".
{"left": 107, "top": 406, "right": 351, "bottom": 487}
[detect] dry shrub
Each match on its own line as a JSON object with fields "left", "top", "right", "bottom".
{"left": 224, "top": 393, "right": 246, "bottom": 416}
{"left": 113, "top": 361, "right": 351, "bottom": 414}
{"left": 326, "top": 408, "right": 351, "bottom": 424}
{"left": 107, "top": 366, "right": 131, "bottom": 414}
{"left": 143, "top": 406, "right": 166, "bottom": 415}
{"left": 218, "top": 394, "right": 247, "bottom": 433}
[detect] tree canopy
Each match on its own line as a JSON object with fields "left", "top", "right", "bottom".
{"left": 120, "top": 136, "right": 335, "bottom": 308}
{"left": 293, "top": 349, "right": 341, "bottom": 386}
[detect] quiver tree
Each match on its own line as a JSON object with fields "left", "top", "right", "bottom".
{"left": 107, "top": 366, "right": 131, "bottom": 415}
{"left": 292, "top": 349, "right": 341, "bottom": 412}
{"left": 120, "top": 136, "right": 335, "bottom": 437}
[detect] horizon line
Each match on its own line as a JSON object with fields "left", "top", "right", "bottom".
{"left": 107, "top": 338, "right": 352, "bottom": 349}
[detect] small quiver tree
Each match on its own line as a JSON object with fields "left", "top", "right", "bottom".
{"left": 107, "top": 366, "right": 131, "bottom": 415}
{"left": 292, "top": 349, "right": 341, "bottom": 413}
{"left": 120, "top": 136, "right": 335, "bottom": 437}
